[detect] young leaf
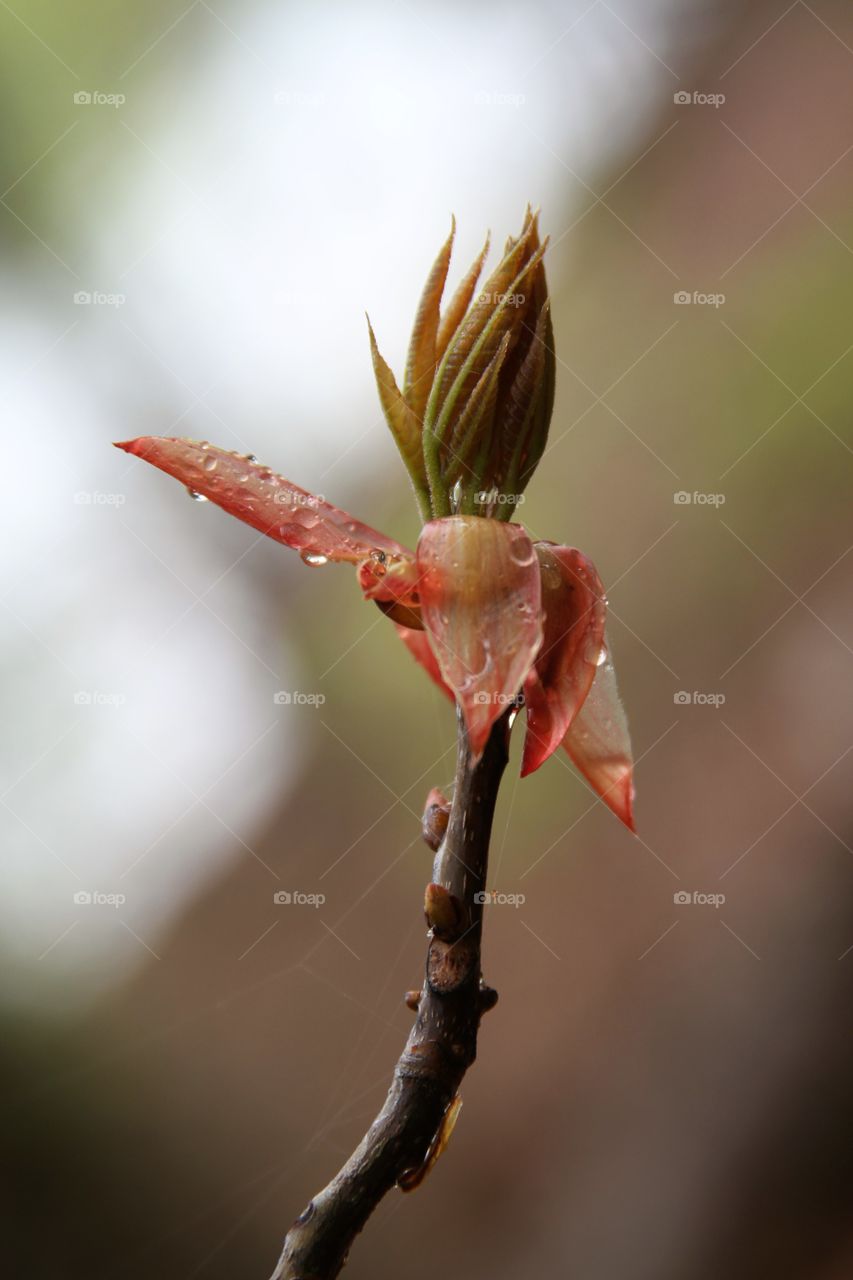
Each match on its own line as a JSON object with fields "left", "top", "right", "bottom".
{"left": 562, "top": 636, "right": 635, "bottom": 831}
{"left": 404, "top": 220, "right": 455, "bottom": 425}
{"left": 521, "top": 545, "right": 606, "bottom": 777}
{"left": 115, "top": 437, "right": 411, "bottom": 565}
{"left": 416, "top": 517, "right": 542, "bottom": 759}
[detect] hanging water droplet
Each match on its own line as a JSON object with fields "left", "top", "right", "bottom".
{"left": 202, "top": 455, "right": 217, "bottom": 473}
{"left": 509, "top": 543, "right": 537, "bottom": 567}
{"left": 245, "top": 453, "right": 258, "bottom": 464}
{"left": 589, "top": 640, "right": 607, "bottom": 670}
{"left": 300, "top": 550, "right": 329, "bottom": 567}
{"left": 186, "top": 488, "right": 208, "bottom": 502}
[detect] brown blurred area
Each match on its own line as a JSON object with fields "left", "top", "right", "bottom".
{"left": 4, "top": 3, "right": 853, "bottom": 1278}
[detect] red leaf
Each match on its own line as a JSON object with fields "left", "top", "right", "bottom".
{"left": 563, "top": 637, "right": 635, "bottom": 831}
{"left": 521, "top": 545, "right": 607, "bottom": 777}
{"left": 115, "top": 437, "right": 411, "bottom": 565}
{"left": 416, "top": 517, "right": 542, "bottom": 759}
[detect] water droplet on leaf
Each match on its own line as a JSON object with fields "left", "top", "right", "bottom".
{"left": 300, "top": 551, "right": 328, "bottom": 567}
{"left": 186, "top": 488, "right": 208, "bottom": 502}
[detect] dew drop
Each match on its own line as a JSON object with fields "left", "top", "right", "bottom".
{"left": 300, "top": 551, "right": 329, "bottom": 567}
{"left": 245, "top": 453, "right": 259, "bottom": 464}
{"left": 509, "top": 543, "right": 537, "bottom": 567}
{"left": 186, "top": 488, "right": 208, "bottom": 502}
{"left": 202, "top": 455, "right": 217, "bottom": 473}
{"left": 589, "top": 640, "right": 607, "bottom": 670}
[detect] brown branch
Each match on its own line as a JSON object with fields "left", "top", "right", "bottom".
{"left": 270, "top": 705, "right": 512, "bottom": 1280}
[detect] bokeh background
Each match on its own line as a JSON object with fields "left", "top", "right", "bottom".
{"left": 2, "top": 2, "right": 853, "bottom": 1277}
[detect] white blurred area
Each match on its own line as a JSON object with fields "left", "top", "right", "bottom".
{"left": 1, "top": 0, "right": 692, "bottom": 1002}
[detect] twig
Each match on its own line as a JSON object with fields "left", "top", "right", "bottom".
{"left": 270, "top": 706, "right": 511, "bottom": 1279}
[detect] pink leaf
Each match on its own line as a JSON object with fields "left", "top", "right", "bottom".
{"left": 521, "top": 545, "right": 607, "bottom": 777}
{"left": 115, "top": 437, "right": 411, "bottom": 565}
{"left": 563, "top": 637, "right": 635, "bottom": 831}
{"left": 416, "top": 517, "right": 542, "bottom": 759}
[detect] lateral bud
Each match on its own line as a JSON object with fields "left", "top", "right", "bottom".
{"left": 398, "top": 1095, "right": 463, "bottom": 1193}
{"left": 424, "top": 882, "right": 463, "bottom": 940}
{"left": 421, "top": 787, "right": 450, "bottom": 851}
{"left": 479, "top": 984, "right": 499, "bottom": 1013}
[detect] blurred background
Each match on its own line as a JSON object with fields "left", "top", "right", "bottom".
{"left": 2, "top": 1, "right": 852, "bottom": 1276}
